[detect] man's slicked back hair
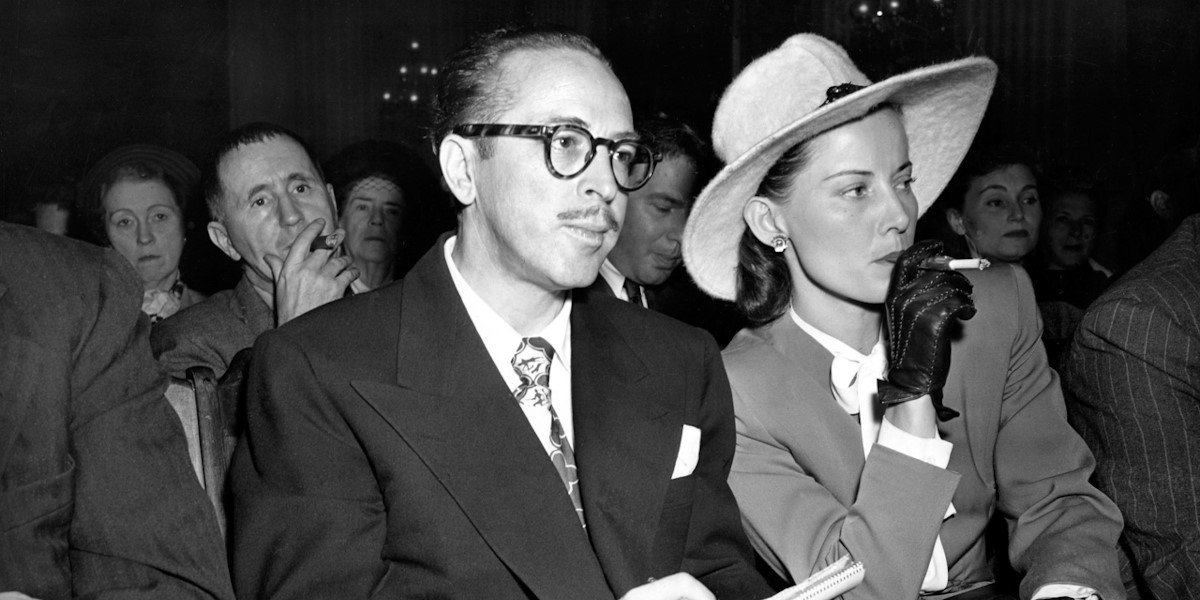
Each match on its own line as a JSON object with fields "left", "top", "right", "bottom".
{"left": 636, "top": 113, "right": 714, "bottom": 195}
{"left": 202, "top": 122, "right": 323, "bottom": 222}
{"left": 430, "top": 25, "right": 610, "bottom": 158}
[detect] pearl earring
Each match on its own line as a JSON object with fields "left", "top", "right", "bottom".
{"left": 772, "top": 236, "right": 789, "bottom": 253}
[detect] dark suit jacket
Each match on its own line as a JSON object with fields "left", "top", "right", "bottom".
{"left": 152, "top": 275, "right": 274, "bottom": 380}
{"left": 1062, "top": 214, "right": 1200, "bottom": 598}
{"left": 229, "top": 239, "right": 770, "bottom": 599}
{"left": 0, "top": 223, "right": 233, "bottom": 599}
{"left": 587, "top": 268, "right": 747, "bottom": 349}
{"left": 725, "top": 263, "right": 1124, "bottom": 600}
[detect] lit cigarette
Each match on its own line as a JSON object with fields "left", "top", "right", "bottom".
{"left": 919, "top": 256, "right": 991, "bottom": 271}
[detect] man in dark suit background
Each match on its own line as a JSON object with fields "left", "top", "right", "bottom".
{"left": 229, "top": 26, "right": 770, "bottom": 600}
{"left": 589, "top": 116, "right": 746, "bottom": 346}
{"left": 1062, "top": 213, "right": 1200, "bottom": 597}
{"left": 0, "top": 222, "right": 232, "bottom": 599}
{"left": 593, "top": 115, "right": 704, "bottom": 308}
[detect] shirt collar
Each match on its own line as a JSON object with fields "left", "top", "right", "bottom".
{"left": 597, "top": 258, "right": 626, "bottom": 300}
{"left": 444, "top": 236, "right": 572, "bottom": 374}
{"left": 789, "top": 306, "right": 881, "bottom": 362}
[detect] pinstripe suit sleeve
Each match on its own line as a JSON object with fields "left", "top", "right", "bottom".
{"left": 1063, "top": 281, "right": 1200, "bottom": 598}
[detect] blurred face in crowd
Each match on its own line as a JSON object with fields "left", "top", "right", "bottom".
{"left": 449, "top": 47, "right": 633, "bottom": 293}
{"left": 103, "top": 178, "right": 185, "bottom": 291}
{"left": 207, "top": 135, "right": 336, "bottom": 294}
{"left": 35, "top": 203, "right": 70, "bottom": 236}
{"left": 340, "top": 176, "right": 405, "bottom": 267}
{"left": 948, "top": 163, "right": 1041, "bottom": 263}
{"left": 1042, "top": 191, "right": 1098, "bottom": 270}
{"left": 748, "top": 108, "right": 915, "bottom": 309}
{"left": 607, "top": 154, "right": 696, "bottom": 286}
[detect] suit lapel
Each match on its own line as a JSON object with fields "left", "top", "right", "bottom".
{"left": 585, "top": 276, "right": 616, "bottom": 299}
{"left": 350, "top": 243, "right": 612, "bottom": 600}
{"left": 764, "top": 319, "right": 867, "bottom": 476}
{"left": 571, "top": 296, "right": 679, "bottom": 590}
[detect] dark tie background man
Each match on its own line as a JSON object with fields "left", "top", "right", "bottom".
{"left": 229, "top": 25, "right": 770, "bottom": 600}
{"left": 595, "top": 114, "right": 706, "bottom": 309}
{"left": 151, "top": 123, "right": 357, "bottom": 380}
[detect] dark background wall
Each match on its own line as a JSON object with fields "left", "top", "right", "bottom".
{"left": 2, "top": 0, "right": 1197, "bottom": 280}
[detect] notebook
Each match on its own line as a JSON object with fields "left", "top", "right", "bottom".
{"left": 764, "top": 555, "right": 865, "bottom": 600}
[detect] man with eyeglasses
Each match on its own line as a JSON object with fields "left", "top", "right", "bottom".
{"left": 229, "top": 25, "right": 772, "bottom": 600}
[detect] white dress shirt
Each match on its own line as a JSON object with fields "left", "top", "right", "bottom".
{"left": 444, "top": 237, "right": 575, "bottom": 451}
{"left": 597, "top": 259, "right": 647, "bottom": 308}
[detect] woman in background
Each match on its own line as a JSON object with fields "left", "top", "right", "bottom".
{"left": 1028, "top": 178, "right": 1112, "bottom": 367}
{"left": 682, "top": 34, "right": 1122, "bottom": 599}
{"left": 939, "top": 144, "right": 1042, "bottom": 264}
{"left": 324, "top": 140, "right": 448, "bottom": 292}
{"left": 80, "top": 144, "right": 205, "bottom": 323}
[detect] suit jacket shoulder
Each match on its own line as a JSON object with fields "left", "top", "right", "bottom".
{"left": 1062, "top": 216, "right": 1200, "bottom": 597}
{"left": 152, "top": 276, "right": 272, "bottom": 378}
{"left": 0, "top": 223, "right": 233, "bottom": 599}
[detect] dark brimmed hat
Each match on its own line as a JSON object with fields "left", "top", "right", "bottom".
{"left": 80, "top": 144, "right": 200, "bottom": 207}
{"left": 77, "top": 144, "right": 200, "bottom": 243}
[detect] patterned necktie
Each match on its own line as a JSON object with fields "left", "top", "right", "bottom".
{"left": 511, "top": 337, "right": 586, "bottom": 528}
{"left": 622, "top": 278, "right": 644, "bottom": 307}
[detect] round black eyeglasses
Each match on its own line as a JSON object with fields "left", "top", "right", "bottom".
{"left": 452, "top": 123, "right": 660, "bottom": 192}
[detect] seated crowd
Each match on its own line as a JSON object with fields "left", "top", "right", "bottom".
{"left": 3, "top": 23, "right": 1200, "bottom": 600}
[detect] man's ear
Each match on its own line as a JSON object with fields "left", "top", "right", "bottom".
{"left": 945, "top": 208, "right": 967, "bottom": 236}
{"left": 207, "top": 221, "right": 242, "bottom": 262}
{"left": 438, "top": 135, "right": 477, "bottom": 208}
{"left": 1149, "top": 190, "right": 1173, "bottom": 219}
{"left": 742, "top": 196, "right": 788, "bottom": 246}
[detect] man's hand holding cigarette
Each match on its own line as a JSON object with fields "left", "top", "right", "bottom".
{"left": 267, "top": 218, "right": 359, "bottom": 326}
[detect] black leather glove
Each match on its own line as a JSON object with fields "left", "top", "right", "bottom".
{"left": 878, "top": 240, "right": 977, "bottom": 421}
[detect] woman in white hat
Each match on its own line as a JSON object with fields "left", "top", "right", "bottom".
{"left": 682, "top": 35, "right": 1123, "bottom": 599}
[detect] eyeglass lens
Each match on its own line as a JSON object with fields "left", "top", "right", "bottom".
{"left": 549, "top": 127, "right": 654, "bottom": 189}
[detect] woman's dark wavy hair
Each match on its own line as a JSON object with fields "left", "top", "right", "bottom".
{"left": 735, "top": 141, "right": 811, "bottom": 326}
{"left": 734, "top": 103, "right": 898, "bottom": 326}
{"left": 937, "top": 142, "right": 1041, "bottom": 213}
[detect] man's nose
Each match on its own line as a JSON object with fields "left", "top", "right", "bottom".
{"left": 666, "top": 215, "right": 685, "bottom": 246}
{"left": 278, "top": 195, "right": 304, "bottom": 227}
{"left": 580, "top": 147, "right": 620, "bottom": 203}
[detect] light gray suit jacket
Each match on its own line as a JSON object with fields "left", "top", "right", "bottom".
{"left": 724, "top": 263, "right": 1124, "bottom": 600}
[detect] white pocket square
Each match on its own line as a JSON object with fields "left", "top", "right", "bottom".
{"left": 672, "top": 425, "right": 701, "bottom": 479}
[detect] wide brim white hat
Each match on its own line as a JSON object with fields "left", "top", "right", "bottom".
{"left": 682, "top": 33, "right": 997, "bottom": 301}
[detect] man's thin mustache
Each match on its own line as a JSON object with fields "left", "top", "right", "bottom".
{"left": 557, "top": 205, "right": 620, "bottom": 232}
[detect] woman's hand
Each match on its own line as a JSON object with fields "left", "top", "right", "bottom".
{"left": 879, "top": 240, "right": 976, "bottom": 422}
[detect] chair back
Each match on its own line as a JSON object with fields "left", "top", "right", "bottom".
{"left": 164, "top": 366, "right": 235, "bottom": 538}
